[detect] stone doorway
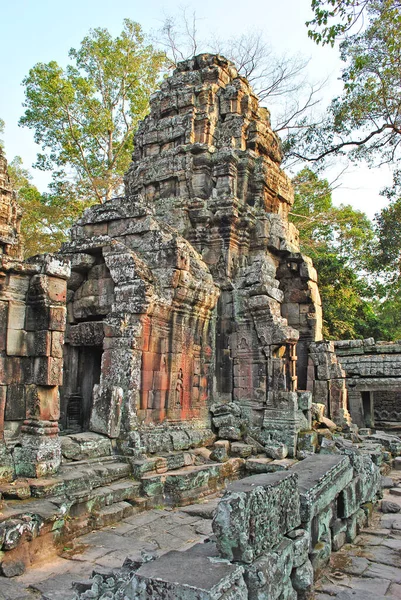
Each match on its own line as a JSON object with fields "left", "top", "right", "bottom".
{"left": 61, "top": 345, "right": 103, "bottom": 433}
{"left": 361, "top": 391, "right": 374, "bottom": 428}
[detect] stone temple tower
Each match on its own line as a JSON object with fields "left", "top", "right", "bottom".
{"left": 59, "top": 54, "right": 323, "bottom": 456}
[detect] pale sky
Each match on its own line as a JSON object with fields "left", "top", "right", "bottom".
{"left": 0, "top": 0, "right": 393, "bottom": 219}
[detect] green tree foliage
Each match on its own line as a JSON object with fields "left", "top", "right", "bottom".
{"left": 370, "top": 198, "right": 401, "bottom": 339}
{"left": 20, "top": 20, "right": 166, "bottom": 205}
{"left": 307, "top": 0, "right": 373, "bottom": 46}
{"left": 304, "top": 2, "right": 401, "bottom": 340}
{"left": 291, "top": 168, "right": 383, "bottom": 339}
{"left": 375, "top": 198, "right": 401, "bottom": 273}
{"left": 8, "top": 157, "right": 82, "bottom": 257}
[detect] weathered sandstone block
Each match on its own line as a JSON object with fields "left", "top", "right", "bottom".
{"left": 128, "top": 543, "right": 248, "bottom": 600}
{"left": 213, "top": 471, "right": 300, "bottom": 563}
{"left": 291, "top": 454, "right": 353, "bottom": 525}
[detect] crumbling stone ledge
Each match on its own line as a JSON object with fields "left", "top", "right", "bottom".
{"left": 74, "top": 450, "right": 382, "bottom": 600}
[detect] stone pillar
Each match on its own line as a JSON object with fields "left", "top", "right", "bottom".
{"left": 14, "top": 386, "right": 61, "bottom": 477}
{"left": 13, "top": 255, "right": 70, "bottom": 477}
{"left": 0, "top": 385, "right": 14, "bottom": 481}
{"left": 309, "top": 341, "right": 351, "bottom": 426}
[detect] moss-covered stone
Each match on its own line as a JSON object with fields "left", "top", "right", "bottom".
{"left": 213, "top": 471, "right": 300, "bottom": 563}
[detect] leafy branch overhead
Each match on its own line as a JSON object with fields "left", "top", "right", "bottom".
{"left": 307, "top": 0, "right": 372, "bottom": 46}
{"left": 299, "top": 1, "right": 401, "bottom": 175}
{"left": 7, "top": 157, "right": 83, "bottom": 258}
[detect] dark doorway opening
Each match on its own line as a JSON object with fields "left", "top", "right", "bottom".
{"left": 64, "top": 345, "right": 102, "bottom": 432}
{"left": 362, "top": 391, "right": 374, "bottom": 428}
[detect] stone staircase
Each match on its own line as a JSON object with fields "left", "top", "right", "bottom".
{"left": 0, "top": 433, "right": 244, "bottom": 575}
{"left": 2, "top": 428, "right": 393, "bottom": 577}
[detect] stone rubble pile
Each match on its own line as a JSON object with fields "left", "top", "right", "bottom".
{"left": 73, "top": 442, "right": 389, "bottom": 600}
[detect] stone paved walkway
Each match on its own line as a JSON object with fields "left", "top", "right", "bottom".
{"left": 2, "top": 475, "right": 401, "bottom": 600}
{"left": 0, "top": 499, "right": 218, "bottom": 600}
{"left": 314, "top": 469, "right": 401, "bottom": 600}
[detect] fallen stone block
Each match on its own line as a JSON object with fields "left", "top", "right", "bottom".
{"left": 0, "top": 559, "right": 26, "bottom": 577}
{"left": 264, "top": 442, "right": 288, "bottom": 460}
{"left": 320, "top": 437, "right": 340, "bottom": 454}
{"left": 141, "top": 463, "right": 226, "bottom": 506}
{"left": 245, "top": 457, "right": 273, "bottom": 474}
{"left": 291, "top": 558, "right": 314, "bottom": 593}
{"left": 210, "top": 402, "right": 242, "bottom": 418}
{"left": 218, "top": 426, "right": 242, "bottom": 441}
{"left": 213, "top": 471, "right": 300, "bottom": 563}
{"left": 297, "top": 392, "right": 312, "bottom": 412}
{"left": 246, "top": 458, "right": 297, "bottom": 474}
{"left": 0, "top": 479, "right": 31, "bottom": 500}
{"left": 128, "top": 543, "right": 248, "bottom": 599}
{"left": 297, "top": 431, "right": 318, "bottom": 453}
{"left": 164, "top": 464, "right": 221, "bottom": 504}
{"left": 170, "top": 430, "right": 192, "bottom": 451}
{"left": 60, "top": 432, "right": 113, "bottom": 461}
{"left": 310, "top": 533, "right": 331, "bottom": 577}
{"left": 243, "top": 538, "right": 294, "bottom": 600}
{"left": 230, "top": 443, "right": 253, "bottom": 458}
{"left": 366, "top": 432, "right": 401, "bottom": 456}
{"left": 381, "top": 500, "right": 401, "bottom": 514}
{"left": 291, "top": 455, "right": 353, "bottom": 525}
{"left": 286, "top": 528, "right": 310, "bottom": 568}
{"left": 381, "top": 476, "right": 395, "bottom": 489}
{"left": 210, "top": 440, "right": 230, "bottom": 462}
{"left": 213, "top": 414, "right": 241, "bottom": 429}
{"left": 393, "top": 457, "right": 401, "bottom": 470}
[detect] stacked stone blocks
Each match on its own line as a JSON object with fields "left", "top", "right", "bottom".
{"left": 122, "top": 453, "right": 380, "bottom": 600}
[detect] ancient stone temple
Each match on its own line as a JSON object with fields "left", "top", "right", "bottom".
{"left": 334, "top": 338, "right": 401, "bottom": 428}
{"left": 0, "top": 56, "right": 394, "bottom": 595}
{"left": 59, "top": 54, "right": 323, "bottom": 457}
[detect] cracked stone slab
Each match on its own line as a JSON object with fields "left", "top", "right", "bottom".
{"left": 213, "top": 470, "right": 300, "bottom": 563}
{"left": 317, "top": 575, "right": 392, "bottom": 597}
{"left": 128, "top": 543, "right": 247, "bottom": 600}
{"left": 351, "top": 545, "right": 401, "bottom": 568}
{"left": 363, "top": 561, "right": 401, "bottom": 583}
{"left": 179, "top": 498, "right": 219, "bottom": 519}
{"left": 291, "top": 454, "right": 353, "bottom": 523}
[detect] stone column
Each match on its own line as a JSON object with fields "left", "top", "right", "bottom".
{"left": 0, "top": 384, "right": 14, "bottom": 481}
{"left": 14, "top": 255, "right": 70, "bottom": 478}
